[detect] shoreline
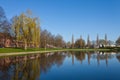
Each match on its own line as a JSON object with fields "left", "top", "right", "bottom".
{"left": 0, "top": 48, "right": 111, "bottom": 57}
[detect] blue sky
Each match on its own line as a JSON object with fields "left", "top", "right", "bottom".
{"left": 0, "top": 0, "right": 120, "bottom": 42}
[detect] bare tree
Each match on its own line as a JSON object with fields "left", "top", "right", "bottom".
{"left": 0, "top": 6, "right": 11, "bottom": 34}
{"left": 116, "top": 36, "right": 120, "bottom": 46}
{"left": 74, "top": 36, "right": 85, "bottom": 48}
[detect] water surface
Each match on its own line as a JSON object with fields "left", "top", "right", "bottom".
{"left": 0, "top": 51, "right": 120, "bottom": 80}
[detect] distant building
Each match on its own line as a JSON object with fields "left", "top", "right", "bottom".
{"left": 110, "top": 44, "right": 116, "bottom": 47}
{"left": 0, "top": 32, "right": 13, "bottom": 47}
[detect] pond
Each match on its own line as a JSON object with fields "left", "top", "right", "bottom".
{"left": 0, "top": 51, "right": 120, "bottom": 80}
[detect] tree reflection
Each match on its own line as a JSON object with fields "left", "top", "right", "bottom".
{"left": 0, "top": 51, "right": 120, "bottom": 80}
{"left": 69, "top": 51, "right": 75, "bottom": 65}
{"left": 93, "top": 51, "right": 114, "bottom": 67}
{"left": 70, "top": 51, "right": 118, "bottom": 67}
{"left": 11, "top": 57, "right": 40, "bottom": 80}
{"left": 0, "top": 57, "right": 11, "bottom": 80}
{"left": 74, "top": 52, "right": 85, "bottom": 64}
{"left": 40, "top": 52, "right": 66, "bottom": 73}
{"left": 0, "top": 55, "right": 41, "bottom": 80}
{"left": 116, "top": 53, "right": 120, "bottom": 62}
{"left": 86, "top": 52, "right": 93, "bottom": 65}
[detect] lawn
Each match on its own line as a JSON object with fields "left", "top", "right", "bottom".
{"left": 0, "top": 47, "right": 112, "bottom": 53}
{"left": 0, "top": 48, "right": 62, "bottom": 53}
{"left": 0, "top": 47, "right": 119, "bottom": 57}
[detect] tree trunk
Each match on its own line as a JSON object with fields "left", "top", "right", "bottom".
{"left": 24, "top": 40, "right": 27, "bottom": 50}
{"left": 16, "top": 41, "right": 19, "bottom": 47}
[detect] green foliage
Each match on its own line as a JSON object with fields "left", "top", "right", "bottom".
{"left": 12, "top": 10, "right": 40, "bottom": 50}
{"left": 0, "top": 48, "right": 110, "bottom": 53}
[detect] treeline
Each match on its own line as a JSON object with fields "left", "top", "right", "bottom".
{"left": 72, "top": 34, "right": 120, "bottom": 48}
{"left": 0, "top": 6, "right": 65, "bottom": 49}
{"left": 40, "top": 29, "right": 66, "bottom": 48}
{"left": 0, "top": 6, "right": 120, "bottom": 50}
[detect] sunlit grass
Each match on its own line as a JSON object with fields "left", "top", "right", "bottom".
{"left": 0, "top": 48, "right": 62, "bottom": 53}
{"left": 0, "top": 47, "right": 120, "bottom": 54}
{"left": 0, "top": 47, "right": 119, "bottom": 57}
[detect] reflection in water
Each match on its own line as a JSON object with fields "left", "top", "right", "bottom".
{"left": 93, "top": 51, "right": 115, "bottom": 66}
{"left": 40, "top": 52, "right": 66, "bottom": 73}
{"left": 0, "top": 55, "right": 41, "bottom": 80}
{"left": 0, "top": 51, "right": 120, "bottom": 80}
{"left": 116, "top": 53, "right": 120, "bottom": 62}
{"left": 74, "top": 52, "right": 85, "bottom": 64}
{"left": 87, "top": 52, "right": 92, "bottom": 65}
{"left": 97, "top": 52, "right": 109, "bottom": 66}
{"left": 0, "top": 52, "right": 66, "bottom": 80}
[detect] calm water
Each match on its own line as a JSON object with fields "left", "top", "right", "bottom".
{"left": 0, "top": 51, "right": 120, "bottom": 80}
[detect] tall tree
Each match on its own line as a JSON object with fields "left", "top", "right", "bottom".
{"left": 72, "top": 34, "right": 74, "bottom": 48}
{"left": 12, "top": 10, "right": 40, "bottom": 50}
{"left": 0, "top": 6, "right": 7, "bottom": 32}
{"left": 0, "top": 6, "right": 11, "bottom": 37}
{"left": 55, "top": 34, "right": 63, "bottom": 48}
{"left": 116, "top": 36, "right": 120, "bottom": 45}
{"left": 105, "top": 34, "right": 107, "bottom": 45}
{"left": 87, "top": 35, "right": 91, "bottom": 48}
{"left": 80, "top": 35, "right": 83, "bottom": 48}
{"left": 40, "top": 29, "right": 49, "bottom": 48}
{"left": 66, "top": 41, "right": 71, "bottom": 48}
{"left": 40, "top": 28, "right": 65, "bottom": 48}
{"left": 74, "top": 35, "right": 85, "bottom": 48}
{"left": 96, "top": 34, "right": 99, "bottom": 46}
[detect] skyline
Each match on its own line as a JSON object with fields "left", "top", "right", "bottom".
{"left": 0, "top": 0, "right": 120, "bottom": 42}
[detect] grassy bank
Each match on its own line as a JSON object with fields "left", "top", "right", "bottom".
{"left": 0, "top": 48, "right": 110, "bottom": 53}
{"left": 0, "top": 47, "right": 119, "bottom": 57}
{"left": 0, "top": 49, "right": 64, "bottom": 57}
{"left": 0, "top": 48, "right": 61, "bottom": 53}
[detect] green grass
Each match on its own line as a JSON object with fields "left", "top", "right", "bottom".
{"left": 0, "top": 48, "right": 24, "bottom": 53}
{"left": 65, "top": 48, "right": 110, "bottom": 51}
{"left": 0, "top": 48, "right": 64, "bottom": 57}
{"left": 0, "top": 48, "right": 62, "bottom": 53}
{"left": 0, "top": 48, "right": 111, "bottom": 53}
{"left": 0, "top": 47, "right": 119, "bottom": 57}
